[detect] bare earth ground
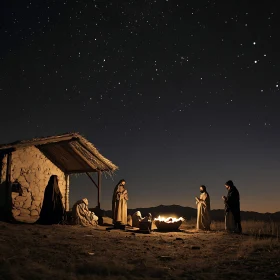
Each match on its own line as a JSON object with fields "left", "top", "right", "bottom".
{"left": 0, "top": 219, "right": 280, "bottom": 280}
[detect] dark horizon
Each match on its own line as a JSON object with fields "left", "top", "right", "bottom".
{"left": 97, "top": 204, "right": 280, "bottom": 217}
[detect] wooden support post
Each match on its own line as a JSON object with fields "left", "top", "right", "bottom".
{"left": 97, "top": 171, "right": 101, "bottom": 209}
{"left": 65, "top": 174, "right": 69, "bottom": 211}
{"left": 86, "top": 172, "right": 98, "bottom": 189}
{"left": 86, "top": 171, "right": 101, "bottom": 209}
{"left": 5, "top": 152, "right": 12, "bottom": 218}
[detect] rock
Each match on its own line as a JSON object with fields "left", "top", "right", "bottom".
{"left": 19, "top": 212, "right": 30, "bottom": 217}
{"left": 32, "top": 200, "right": 41, "bottom": 207}
{"left": 30, "top": 210, "right": 38, "bottom": 216}
{"left": 12, "top": 166, "right": 21, "bottom": 179}
{"left": 23, "top": 199, "right": 32, "bottom": 208}
{"left": 17, "top": 176, "right": 28, "bottom": 188}
{"left": 30, "top": 204, "right": 37, "bottom": 210}
{"left": 16, "top": 216, "right": 38, "bottom": 223}
{"left": 22, "top": 190, "right": 31, "bottom": 197}
{"left": 190, "top": 245, "right": 200, "bottom": 250}
{"left": 12, "top": 192, "right": 19, "bottom": 199}
{"left": 13, "top": 201, "right": 21, "bottom": 207}
{"left": 14, "top": 196, "right": 27, "bottom": 202}
{"left": 26, "top": 173, "right": 34, "bottom": 184}
{"left": 20, "top": 209, "right": 31, "bottom": 215}
{"left": 31, "top": 191, "right": 40, "bottom": 199}
{"left": 12, "top": 209, "right": 20, "bottom": 216}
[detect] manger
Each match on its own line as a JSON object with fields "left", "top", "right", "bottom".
{"left": 154, "top": 215, "right": 184, "bottom": 231}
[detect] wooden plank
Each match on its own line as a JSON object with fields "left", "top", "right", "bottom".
{"left": 65, "top": 174, "right": 69, "bottom": 211}
{"left": 1, "top": 135, "right": 78, "bottom": 151}
{"left": 36, "top": 139, "right": 77, "bottom": 148}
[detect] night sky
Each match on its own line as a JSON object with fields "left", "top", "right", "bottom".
{"left": 1, "top": 1, "right": 279, "bottom": 213}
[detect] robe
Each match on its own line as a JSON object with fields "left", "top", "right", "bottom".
{"left": 139, "top": 214, "right": 152, "bottom": 231}
{"left": 37, "top": 175, "right": 65, "bottom": 225}
{"left": 224, "top": 186, "right": 242, "bottom": 233}
{"left": 132, "top": 211, "right": 143, "bottom": 228}
{"left": 112, "top": 185, "right": 128, "bottom": 225}
{"left": 225, "top": 211, "right": 236, "bottom": 231}
{"left": 196, "top": 191, "right": 211, "bottom": 230}
{"left": 72, "top": 198, "right": 98, "bottom": 227}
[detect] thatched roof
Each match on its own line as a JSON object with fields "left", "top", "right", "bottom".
{"left": 0, "top": 133, "right": 118, "bottom": 174}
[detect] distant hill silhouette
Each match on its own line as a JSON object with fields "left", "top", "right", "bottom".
{"left": 102, "top": 204, "right": 280, "bottom": 222}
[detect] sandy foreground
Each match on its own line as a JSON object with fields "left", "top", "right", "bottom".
{"left": 0, "top": 219, "right": 279, "bottom": 280}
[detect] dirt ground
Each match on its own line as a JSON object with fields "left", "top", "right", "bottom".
{"left": 0, "top": 219, "right": 279, "bottom": 280}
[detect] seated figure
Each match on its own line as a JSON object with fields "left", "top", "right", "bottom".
{"left": 141, "top": 213, "right": 152, "bottom": 223}
{"left": 72, "top": 198, "right": 98, "bottom": 226}
{"left": 132, "top": 211, "right": 143, "bottom": 227}
{"left": 139, "top": 213, "right": 152, "bottom": 231}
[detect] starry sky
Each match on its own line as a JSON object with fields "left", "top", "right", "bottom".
{"left": 1, "top": 0, "right": 279, "bottom": 213}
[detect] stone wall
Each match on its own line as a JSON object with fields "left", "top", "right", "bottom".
{"left": 1, "top": 146, "right": 68, "bottom": 223}
{"left": 0, "top": 154, "right": 7, "bottom": 207}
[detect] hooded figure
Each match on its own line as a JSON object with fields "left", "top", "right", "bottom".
{"left": 37, "top": 175, "right": 65, "bottom": 225}
{"left": 222, "top": 180, "right": 242, "bottom": 233}
{"left": 195, "top": 185, "right": 211, "bottom": 230}
{"left": 72, "top": 198, "right": 98, "bottom": 226}
{"left": 112, "top": 179, "right": 128, "bottom": 225}
{"left": 132, "top": 211, "right": 143, "bottom": 227}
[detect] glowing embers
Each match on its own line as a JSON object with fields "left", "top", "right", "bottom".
{"left": 154, "top": 215, "right": 184, "bottom": 231}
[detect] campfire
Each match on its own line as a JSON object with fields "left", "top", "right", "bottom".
{"left": 154, "top": 215, "right": 184, "bottom": 231}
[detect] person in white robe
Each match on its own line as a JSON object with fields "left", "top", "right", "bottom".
{"left": 72, "top": 198, "right": 98, "bottom": 226}
{"left": 195, "top": 185, "right": 211, "bottom": 230}
{"left": 112, "top": 179, "right": 128, "bottom": 225}
{"left": 132, "top": 211, "right": 143, "bottom": 227}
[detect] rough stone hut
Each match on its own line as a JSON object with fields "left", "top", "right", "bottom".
{"left": 0, "top": 133, "right": 118, "bottom": 223}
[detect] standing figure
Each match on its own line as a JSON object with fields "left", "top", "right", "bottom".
{"left": 37, "top": 175, "right": 66, "bottom": 225}
{"left": 195, "top": 185, "right": 211, "bottom": 230}
{"left": 112, "top": 179, "right": 128, "bottom": 225}
{"left": 222, "top": 180, "right": 242, "bottom": 234}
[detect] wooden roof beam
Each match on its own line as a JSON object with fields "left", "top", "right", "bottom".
{"left": 0, "top": 135, "right": 79, "bottom": 151}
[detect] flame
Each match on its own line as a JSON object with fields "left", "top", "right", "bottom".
{"left": 154, "top": 215, "right": 184, "bottom": 223}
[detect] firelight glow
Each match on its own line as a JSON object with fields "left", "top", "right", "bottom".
{"left": 154, "top": 215, "right": 184, "bottom": 223}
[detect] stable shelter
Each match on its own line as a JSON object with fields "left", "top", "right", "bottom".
{"left": 0, "top": 133, "right": 118, "bottom": 223}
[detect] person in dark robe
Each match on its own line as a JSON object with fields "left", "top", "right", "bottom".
{"left": 37, "top": 175, "right": 65, "bottom": 225}
{"left": 222, "top": 180, "right": 242, "bottom": 234}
